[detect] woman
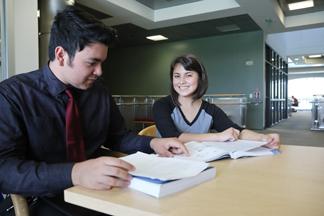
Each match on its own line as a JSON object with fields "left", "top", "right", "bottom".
{"left": 153, "top": 54, "right": 279, "bottom": 149}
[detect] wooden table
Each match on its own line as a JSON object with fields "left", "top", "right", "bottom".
{"left": 64, "top": 145, "right": 324, "bottom": 216}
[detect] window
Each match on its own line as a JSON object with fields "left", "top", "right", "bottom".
{"left": 288, "top": 77, "right": 324, "bottom": 110}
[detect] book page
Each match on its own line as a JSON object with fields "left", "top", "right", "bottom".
{"left": 176, "top": 139, "right": 268, "bottom": 162}
{"left": 121, "top": 152, "right": 209, "bottom": 181}
{"left": 207, "top": 140, "right": 266, "bottom": 152}
{"left": 175, "top": 142, "right": 228, "bottom": 162}
{"left": 229, "top": 147, "right": 280, "bottom": 159}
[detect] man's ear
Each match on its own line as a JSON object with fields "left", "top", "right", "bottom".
{"left": 55, "top": 46, "right": 66, "bottom": 66}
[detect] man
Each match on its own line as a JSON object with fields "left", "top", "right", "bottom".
{"left": 291, "top": 96, "right": 299, "bottom": 106}
{"left": 291, "top": 96, "right": 299, "bottom": 112}
{"left": 0, "top": 6, "right": 187, "bottom": 215}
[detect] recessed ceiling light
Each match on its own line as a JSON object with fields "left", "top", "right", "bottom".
{"left": 308, "top": 54, "right": 322, "bottom": 58}
{"left": 216, "top": 24, "right": 240, "bottom": 32}
{"left": 288, "top": 0, "right": 314, "bottom": 11}
{"left": 146, "top": 35, "right": 168, "bottom": 41}
{"left": 67, "top": 0, "right": 75, "bottom": 5}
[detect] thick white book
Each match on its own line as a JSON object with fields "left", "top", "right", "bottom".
{"left": 176, "top": 139, "right": 280, "bottom": 162}
{"left": 129, "top": 167, "right": 216, "bottom": 198}
{"left": 121, "top": 152, "right": 216, "bottom": 198}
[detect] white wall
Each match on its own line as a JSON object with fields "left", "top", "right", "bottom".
{"left": 6, "top": 0, "right": 38, "bottom": 76}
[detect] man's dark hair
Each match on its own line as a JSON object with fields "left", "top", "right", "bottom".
{"left": 48, "top": 5, "right": 117, "bottom": 62}
{"left": 170, "top": 54, "right": 208, "bottom": 106}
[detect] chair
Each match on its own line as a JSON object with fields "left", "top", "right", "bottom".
{"left": 10, "top": 194, "right": 29, "bottom": 216}
{"left": 138, "top": 124, "right": 157, "bottom": 137}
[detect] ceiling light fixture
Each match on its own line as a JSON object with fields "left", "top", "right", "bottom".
{"left": 216, "top": 24, "right": 240, "bottom": 32}
{"left": 308, "top": 54, "right": 322, "bottom": 58}
{"left": 288, "top": 0, "right": 314, "bottom": 11}
{"left": 67, "top": 0, "right": 75, "bottom": 5}
{"left": 146, "top": 35, "right": 168, "bottom": 41}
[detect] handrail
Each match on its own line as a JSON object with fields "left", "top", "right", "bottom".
{"left": 113, "top": 94, "right": 246, "bottom": 98}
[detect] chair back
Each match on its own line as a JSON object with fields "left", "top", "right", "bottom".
{"left": 138, "top": 125, "right": 157, "bottom": 137}
{"left": 11, "top": 194, "right": 29, "bottom": 216}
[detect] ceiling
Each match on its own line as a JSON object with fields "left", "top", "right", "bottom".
{"left": 75, "top": 0, "right": 262, "bottom": 47}
{"left": 135, "top": 0, "right": 203, "bottom": 10}
{"left": 75, "top": 0, "right": 324, "bottom": 69}
{"left": 278, "top": 0, "right": 324, "bottom": 16}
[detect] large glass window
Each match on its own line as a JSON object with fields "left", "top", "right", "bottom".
{"left": 288, "top": 77, "right": 324, "bottom": 110}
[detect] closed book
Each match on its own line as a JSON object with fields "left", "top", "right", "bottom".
{"left": 129, "top": 167, "right": 216, "bottom": 198}
{"left": 121, "top": 152, "right": 216, "bottom": 198}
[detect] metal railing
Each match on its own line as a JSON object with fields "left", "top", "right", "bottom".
{"left": 310, "top": 95, "right": 324, "bottom": 131}
{"left": 113, "top": 94, "right": 248, "bottom": 132}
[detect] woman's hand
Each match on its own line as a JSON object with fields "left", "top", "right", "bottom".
{"left": 216, "top": 127, "right": 240, "bottom": 142}
{"left": 262, "top": 133, "right": 280, "bottom": 149}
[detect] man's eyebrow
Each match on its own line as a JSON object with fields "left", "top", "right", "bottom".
{"left": 89, "top": 58, "right": 102, "bottom": 62}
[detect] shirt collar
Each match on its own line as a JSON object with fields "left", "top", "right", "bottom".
{"left": 42, "top": 64, "right": 67, "bottom": 97}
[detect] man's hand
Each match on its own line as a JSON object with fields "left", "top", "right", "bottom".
{"left": 150, "top": 137, "right": 189, "bottom": 157}
{"left": 71, "top": 157, "right": 135, "bottom": 190}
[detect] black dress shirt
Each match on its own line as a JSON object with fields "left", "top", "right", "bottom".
{"left": 0, "top": 65, "right": 153, "bottom": 196}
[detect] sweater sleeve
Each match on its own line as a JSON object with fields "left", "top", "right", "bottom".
{"left": 153, "top": 96, "right": 182, "bottom": 137}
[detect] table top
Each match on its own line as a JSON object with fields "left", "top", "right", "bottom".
{"left": 64, "top": 145, "right": 324, "bottom": 216}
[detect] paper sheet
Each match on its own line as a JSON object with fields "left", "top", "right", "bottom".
{"left": 121, "top": 152, "right": 209, "bottom": 181}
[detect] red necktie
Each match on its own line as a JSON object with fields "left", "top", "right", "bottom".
{"left": 65, "top": 89, "right": 86, "bottom": 162}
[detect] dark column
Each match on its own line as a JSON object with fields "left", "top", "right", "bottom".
{"left": 38, "top": 0, "right": 74, "bottom": 67}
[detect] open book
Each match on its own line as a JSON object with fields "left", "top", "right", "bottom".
{"left": 176, "top": 139, "right": 280, "bottom": 162}
{"left": 121, "top": 152, "right": 216, "bottom": 198}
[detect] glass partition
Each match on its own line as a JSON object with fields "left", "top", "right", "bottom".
{"left": 265, "top": 44, "right": 288, "bottom": 127}
{"left": 113, "top": 95, "right": 162, "bottom": 131}
{"left": 113, "top": 94, "right": 248, "bottom": 132}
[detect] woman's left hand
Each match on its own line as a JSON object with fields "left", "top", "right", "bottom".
{"left": 263, "top": 133, "right": 280, "bottom": 149}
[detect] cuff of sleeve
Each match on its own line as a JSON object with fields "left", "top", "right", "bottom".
{"left": 46, "top": 162, "right": 74, "bottom": 193}
{"left": 142, "top": 136, "right": 155, "bottom": 153}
